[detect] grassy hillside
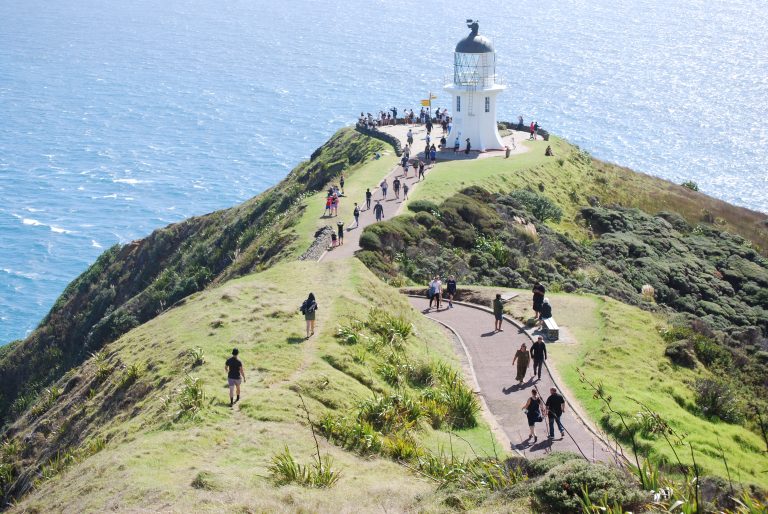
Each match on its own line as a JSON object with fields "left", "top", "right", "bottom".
{"left": 2, "top": 126, "right": 767, "bottom": 512}
{"left": 3, "top": 260, "right": 518, "bottom": 512}
{"left": 407, "top": 136, "right": 768, "bottom": 252}
{"left": 499, "top": 290, "right": 768, "bottom": 489}
{"left": 0, "top": 128, "right": 385, "bottom": 428}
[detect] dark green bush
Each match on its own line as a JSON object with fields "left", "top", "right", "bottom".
{"left": 531, "top": 460, "right": 646, "bottom": 513}
{"left": 359, "top": 231, "right": 382, "bottom": 251}
{"left": 505, "top": 190, "right": 563, "bottom": 223}
{"left": 526, "top": 451, "right": 584, "bottom": 477}
{"left": 664, "top": 340, "right": 696, "bottom": 368}
{"left": 693, "top": 378, "right": 743, "bottom": 423}
{"left": 407, "top": 200, "right": 439, "bottom": 214}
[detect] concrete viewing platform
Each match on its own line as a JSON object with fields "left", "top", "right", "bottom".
{"left": 377, "top": 123, "right": 534, "bottom": 161}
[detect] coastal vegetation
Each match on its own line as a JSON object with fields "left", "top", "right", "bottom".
{"left": 1, "top": 128, "right": 767, "bottom": 511}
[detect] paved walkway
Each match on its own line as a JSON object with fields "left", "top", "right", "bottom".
{"left": 407, "top": 297, "right": 615, "bottom": 463}
{"left": 321, "top": 124, "right": 532, "bottom": 262}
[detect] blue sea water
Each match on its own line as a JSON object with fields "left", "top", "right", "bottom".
{"left": 1, "top": 0, "right": 767, "bottom": 344}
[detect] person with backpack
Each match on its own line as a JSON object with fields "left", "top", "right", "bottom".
{"left": 545, "top": 387, "right": 566, "bottom": 439}
{"left": 365, "top": 188, "right": 372, "bottom": 210}
{"left": 393, "top": 177, "right": 401, "bottom": 199}
{"left": 225, "top": 348, "right": 246, "bottom": 407}
{"left": 301, "top": 293, "right": 318, "bottom": 339}
{"left": 530, "top": 336, "right": 547, "bottom": 380}
{"left": 352, "top": 203, "right": 360, "bottom": 228}
{"left": 373, "top": 200, "right": 384, "bottom": 222}
{"left": 522, "top": 388, "right": 544, "bottom": 442}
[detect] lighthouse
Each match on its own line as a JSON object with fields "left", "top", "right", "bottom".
{"left": 444, "top": 20, "right": 505, "bottom": 151}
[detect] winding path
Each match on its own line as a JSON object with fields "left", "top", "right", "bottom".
{"left": 408, "top": 296, "right": 616, "bottom": 463}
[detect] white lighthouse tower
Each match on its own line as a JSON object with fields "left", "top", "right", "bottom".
{"left": 444, "top": 20, "right": 505, "bottom": 151}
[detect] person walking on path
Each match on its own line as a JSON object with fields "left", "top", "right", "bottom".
{"left": 434, "top": 275, "right": 443, "bottom": 310}
{"left": 493, "top": 293, "right": 504, "bottom": 332}
{"left": 336, "top": 221, "right": 344, "bottom": 245}
{"left": 393, "top": 177, "right": 401, "bottom": 199}
{"left": 330, "top": 231, "right": 337, "bottom": 248}
{"left": 545, "top": 387, "right": 566, "bottom": 439}
{"left": 532, "top": 282, "right": 545, "bottom": 319}
{"left": 365, "top": 188, "right": 372, "bottom": 210}
{"left": 523, "top": 388, "right": 544, "bottom": 442}
{"left": 512, "top": 342, "right": 530, "bottom": 385}
{"left": 464, "top": 138, "right": 471, "bottom": 155}
{"left": 380, "top": 178, "right": 388, "bottom": 199}
{"left": 373, "top": 200, "right": 384, "bottom": 222}
{"left": 427, "top": 278, "right": 437, "bottom": 311}
{"left": 352, "top": 203, "right": 360, "bottom": 228}
{"left": 418, "top": 160, "right": 425, "bottom": 181}
{"left": 340, "top": 174, "right": 345, "bottom": 195}
{"left": 402, "top": 183, "right": 409, "bottom": 200}
{"left": 429, "top": 144, "right": 437, "bottom": 165}
{"left": 403, "top": 159, "right": 410, "bottom": 178}
{"left": 446, "top": 275, "right": 457, "bottom": 308}
{"left": 454, "top": 136, "right": 460, "bottom": 153}
{"left": 225, "top": 348, "right": 246, "bottom": 407}
{"left": 301, "top": 293, "right": 318, "bottom": 339}
{"left": 530, "top": 336, "right": 547, "bottom": 380}
{"left": 407, "top": 128, "right": 413, "bottom": 146}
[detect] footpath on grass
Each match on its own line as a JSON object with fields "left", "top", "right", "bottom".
{"left": 321, "top": 124, "right": 532, "bottom": 262}
{"left": 407, "top": 296, "right": 617, "bottom": 463}
{"left": 318, "top": 124, "right": 615, "bottom": 463}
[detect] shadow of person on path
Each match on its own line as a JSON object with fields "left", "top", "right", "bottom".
{"left": 480, "top": 331, "right": 497, "bottom": 337}
{"left": 502, "top": 384, "right": 521, "bottom": 395}
{"left": 529, "top": 438, "right": 554, "bottom": 453}
{"left": 286, "top": 335, "right": 306, "bottom": 344}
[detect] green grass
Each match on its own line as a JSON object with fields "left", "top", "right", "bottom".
{"left": 10, "top": 260, "right": 504, "bottom": 513}
{"left": 499, "top": 289, "right": 768, "bottom": 489}
{"left": 285, "top": 151, "right": 397, "bottom": 259}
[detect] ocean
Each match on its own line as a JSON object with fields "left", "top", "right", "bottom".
{"left": 1, "top": 0, "right": 766, "bottom": 344}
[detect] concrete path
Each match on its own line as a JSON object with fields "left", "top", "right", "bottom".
{"left": 321, "top": 124, "right": 533, "bottom": 262}
{"left": 408, "top": 296, "right": 616, "bottom": 463}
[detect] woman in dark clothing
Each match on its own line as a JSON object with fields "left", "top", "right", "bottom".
{"left": 523, "top": 388, "right": 544, "bottom": 442}
{"left": 539, "top": 298, "right": 552, "bottom": 323}
{"left": 512, "top": 343, "right": 530, "bottom": 384}
{"left": 301, "top": 293, "right": 318, "bottom": 339}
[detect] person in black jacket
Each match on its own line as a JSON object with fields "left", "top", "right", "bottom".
{"left": 532, "top": 282, "right": 545, "bottom": 318}
{"left": 530, "top": 336, "right": 547, "bottom": 380}
{"left": 538, "top": 297, "right": 552, "bottom": 326}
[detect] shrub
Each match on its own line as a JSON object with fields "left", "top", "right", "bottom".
{"left": 526, "top": 451, "right": 584, "bottom": 477}
{"left": 505, "top": 190, "right": 563, "bottom": 223}
{"left": 693, "top": 378, "right": 743, "bottom": 423}
{"left": 664, "top": 340, "right": 696, "bottom": 368}
{"left": 359, "top": 231, "right": 382, "bottom": 251}
{"left": 383, "top": 432, "right": 422, "bottom": 460}
{"left": 408, "top": 200, "right": 440, "bottom": 214}
{"left": 268, "top": 446, "right": 341, "bottom": 488}
{"left": 681, "top": 180, "right": 699, "bottom": 191}
{"left": 174, "top": 375, "right": 206, "bottom": 421}
{"left": 190, "top": 347, "right": 205, "bottom": 367}
{"left": 531, "top": 460, "right": 647, "bottom": 513}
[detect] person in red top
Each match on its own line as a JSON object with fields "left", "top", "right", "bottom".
{"left": 324, "top": 196, "right": 332, "bottom": 217}
{"left": 529, "top": 121, "right": 536, "bottom": 141}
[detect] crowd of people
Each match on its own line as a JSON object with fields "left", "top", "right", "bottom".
{"left": 357, "top": 106, "right": 452, "bottom": 131}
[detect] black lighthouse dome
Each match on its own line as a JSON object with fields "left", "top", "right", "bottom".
{"left": 454, "top": 20, "right": 494, "bottom": 53}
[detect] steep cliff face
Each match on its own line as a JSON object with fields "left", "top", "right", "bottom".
{"left": 0, "top": 128, "right": 384, "bottom": 428}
